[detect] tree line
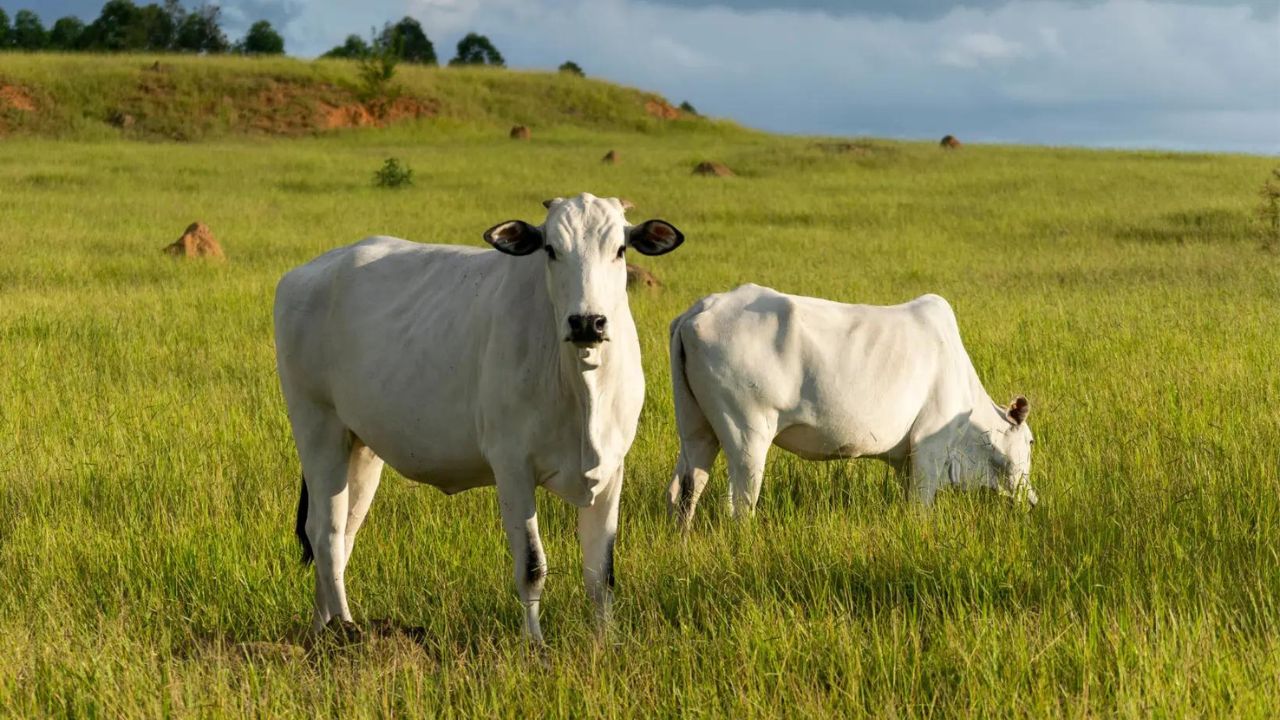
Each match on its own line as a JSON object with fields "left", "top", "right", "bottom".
{"left": 0, "top": 1, "right": 511, "bottom": 66}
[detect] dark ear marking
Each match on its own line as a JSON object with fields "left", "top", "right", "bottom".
{"left": 483, "top": 220, "right": 544, "bottom": 256}
{"left": 1008, "top": 396, "right": 1030, "bottom": 425}
{"left": 628, "top": 219, "right": 685, "bottom": 256}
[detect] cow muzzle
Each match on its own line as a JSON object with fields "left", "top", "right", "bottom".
{"left": 566, "top": 314, "right": 609, "bottom": 347}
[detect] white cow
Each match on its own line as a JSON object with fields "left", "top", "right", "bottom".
{"left": 667, "top": 284, "right": 1036, "bottom": 527}
{"left": 274, "top": 193, "right": 684, "bottom": 642}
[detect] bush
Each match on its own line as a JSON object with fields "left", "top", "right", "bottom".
{"left": 559, "top": 60, "right": 584, "bottom": 77}
{"left": 357, "top": 37, "right": 401, "bottom": 102}
{"left": 679, "top": 100, "right": 699, "bottom": 116}
{"left": 374, "top": 158, "right": 414, "bottom": 188}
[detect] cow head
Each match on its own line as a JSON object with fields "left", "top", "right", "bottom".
{"left": 988, "top": 396, "right": 1037, "bottom": 507}
{"left": 483, "top": 193, "right": 683, "bottom": 355}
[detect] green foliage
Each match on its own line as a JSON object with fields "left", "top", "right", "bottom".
{"left": 679, "top": 100, "right": 698, "bottom": 115}
{"left": 357, "top": 35, "right": 401, "bottom": 102}
{"left": 0, "top": 9, "right": 10, "bottom": 49}
{"left": 236, "top": 19, "right": 284, "bottom": 55}
{"left": 323, "top": 33, "right": 370, "bottom": 59}
{"left": 559, "top": 60, "right": 584, "bottom": 76}
{"left": 378, "top": 16, "right": 435, "bottom": 64}
{"left": 47, "top": 16, "right": 84, "bottom": 50}
{"left": 0, "top": 128, "right": 1275, "bottom": 716}
{"left": 449, "top": 32, "right": 504, "bottom": 67}
{"left": 373, "top": 156, "right": 414, "bottom": 188}
{"left": 10, "top": 10, "right": 46, "bottom": 50}
{"left": 173, "top": 3, "right": 228, "bottom": 53}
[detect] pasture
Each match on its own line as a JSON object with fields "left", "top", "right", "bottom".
{"left": 1, "top": 98, "right": 1278, "bottom": 716}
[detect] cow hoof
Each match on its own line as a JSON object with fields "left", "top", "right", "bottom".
{"left": 325, "top": 618, "right": 364, "bottom": 644}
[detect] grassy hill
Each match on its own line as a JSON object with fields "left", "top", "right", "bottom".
{"left": 1, "top": 52, "right": 1278, "bottom": 717}
{"left": 0, "top": 53, "right": 733, "bottom": 140}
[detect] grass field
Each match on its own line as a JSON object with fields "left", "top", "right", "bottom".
{"left": 1, "top": 56, "right": 1279, "bottom": 717}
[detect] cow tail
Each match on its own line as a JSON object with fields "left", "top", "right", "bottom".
{"left": 295, "top": 473, "right": 314, "bottom": 565}
{"left": 669, "top": 313, "right": 716, "bottom": 464}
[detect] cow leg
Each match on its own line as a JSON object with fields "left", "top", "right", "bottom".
{"left": 342, "top": 438, "right": 384, "bottom": 567}
{"left": 669, "top": 432, "right": 719, "bottom": 530}
{"left": 293, "top": 408, "right": 356, "bottom": 634}
{"left": 579, "top": 469, "right": 622, "bottom": 633}
{"left": 722, "top": 423, "right": 774, "bottom": 519}
{"left": 495, "top": 472, "right": 547, "bottom": 644}
{"left": 907, "top": 443, "right": 946, "bottom": 507}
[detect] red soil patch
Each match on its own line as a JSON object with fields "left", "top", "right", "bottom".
{"left": 164, "top": 222, "right": 225, "bottom": 261}
{"left": 0, "top": 84, "right": 37, "bottom": 112}
{"left": 692, "top": 161, "right": 734, "bottom": 177}
{"left": 644, "top": 99, "right": 680, "bottom": 120}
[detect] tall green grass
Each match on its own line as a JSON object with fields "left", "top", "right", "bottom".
{"left": 0, "top": 53, "right": 736, "bottom": 140}
{"left": 0, "top": 125, "right": 1276, "bottom": 717}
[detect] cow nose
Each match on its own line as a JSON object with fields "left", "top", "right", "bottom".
{"left": 567, "top": 314, "right": 609, "bottom": 345}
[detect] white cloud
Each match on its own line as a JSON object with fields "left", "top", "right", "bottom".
{"left": 940, "top": 32, "right": 1028, "bottom": 68}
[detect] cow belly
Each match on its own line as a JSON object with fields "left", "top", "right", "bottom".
{"left": 773, "top": 416, "right": 908, "bottom": 462}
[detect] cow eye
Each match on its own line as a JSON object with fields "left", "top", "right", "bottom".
{"left": 544, "top": 245, "right": 557, "bottom": 261}
{"left": 616, "top": 246, "right": 626, "bottom": 260}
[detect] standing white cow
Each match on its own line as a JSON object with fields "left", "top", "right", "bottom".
{"left": 667, "top": 284, "right": 1036, "bottom": 527}
{"left": 274, "top": 193, "right": 684, "bottom": 642}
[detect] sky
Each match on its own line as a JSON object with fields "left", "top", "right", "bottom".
{"left": 6, "top": 0, "right": 1278, "bottom": 153}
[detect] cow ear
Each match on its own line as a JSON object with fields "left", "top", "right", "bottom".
{"left": 1008, "top": 396, "right": 1030, "bottom": 425}
{"left": 628, "top": 219, "right": 684, "bottom": 256}
{"left": 483, "top": 220, "right": 543, "bottom": 256}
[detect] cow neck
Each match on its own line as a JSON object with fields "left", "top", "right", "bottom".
{"left": 521, "top": 259, "right": 630, "bottom": 491}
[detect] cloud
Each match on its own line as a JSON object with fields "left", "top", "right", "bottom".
{"left": 940, "top": 32, "right": 1027, "bottom": 68}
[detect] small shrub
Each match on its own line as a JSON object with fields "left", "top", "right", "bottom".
{"left": 559, "top": 61, "right": 584, "bottom": 77}
{"left": 374, "top": 158, "right": 413, "bottom": 188}
{"left": 357, "top": 35, "right": 402, "bottom": 102}
{"left": 679, "top": 100, "right": 698, "bottom": 116}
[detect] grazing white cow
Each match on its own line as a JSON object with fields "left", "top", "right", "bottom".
{"left": 667, "top": 284, "right": 1036, "bottom": 527}
{"left": 274, "top": 193, "right": 684, "bottom": 642}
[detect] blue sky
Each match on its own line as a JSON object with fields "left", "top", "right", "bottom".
{"left": 6, "top": 0, "right": 1278, "bottom": 153}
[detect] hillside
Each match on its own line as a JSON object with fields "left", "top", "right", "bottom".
{"left": 0, "top": 53, "right": 732, "bottom": 140}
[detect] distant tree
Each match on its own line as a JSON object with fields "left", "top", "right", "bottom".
{"left": 322, "top": 33, "right": 370, "bottom": 59}
{"left": 558, "top": 60, "right": 583, "bottom": 76}
{"left": 48, "top": 16, "right": 86, "bottom": 50}
{"left": 0, "top": 9, "right": 11, "bottom": 49}
{"left": 378, "top": 17, "right": 435, "bottom": 64}
{"left": 12, "top": 10, "right": 47, "bottom": 50}
{"left": 449, "top": 32, "right": 503, "bottom": 67}
{"left": 174, "top": 3, "right": 228, "bottom": 53}
{"left": 82, "top": 0, "right": 148, "bottom": 51}
{"left": 679, "top": 100, "right": 698, "bottom": 115}
{"left": 138, "top": 2, "right": 176, "bottom": 50}
{"left": 236, "top": 20, "right": 284, "bottom": 55}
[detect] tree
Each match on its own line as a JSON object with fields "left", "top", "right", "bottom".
{"left": 82, "top": 0, "right": 148, "bottom": 51}
{"left": 0, "top": 9, "right": 11, "bottom": 49}
{"left": 679, "top": 100, "right": 698, "bottom": 115}
{"left": 174, "top": 3, "right": 228, "bottom": 53}
{"left": 378, "top": 17, "right": 435, "bottom": 64}
{"left": 12, "top": 10, "right": 48, "bottom": 50}
{"left": 558, "top": 60, "right": 583, "bottom": 77}
{"left": 236, "top": 20, "right": 284, "bottom": 55}
{"left": 449, "top": 32, "right": 503, "bottom": 67}
{"left": 139, "top": 2, "right": 176, "bottom": 50}
{"left": 322, "top": 33, "right": 370, "bottom": 59}
{"left": 49, "top": 16, "right": 86, "bottom": 50}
